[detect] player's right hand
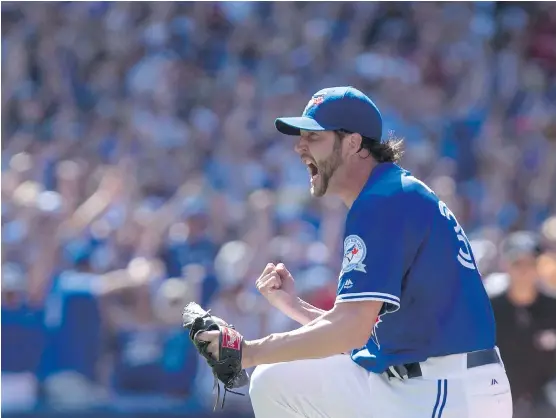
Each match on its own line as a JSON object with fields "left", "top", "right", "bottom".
{"left": 255, "top": 263, "right": 297, "bottom": 309}
{"left": 274, "top": 263, "right": 296, "bottom": 296}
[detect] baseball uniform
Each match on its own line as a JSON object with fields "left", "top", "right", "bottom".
{"left": 249, "top": 87, "right": 512, "bottom": 418}
{"left": 340, "top": 161, "right": 512, "bottom": 417}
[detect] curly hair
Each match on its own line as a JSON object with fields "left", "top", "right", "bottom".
{"left": 335, "top": 129, "right": 404, "bottom": 163}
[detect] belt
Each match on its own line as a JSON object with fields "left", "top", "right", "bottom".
{"left": 386, "top": 348, "right": 501, "bottom": 380}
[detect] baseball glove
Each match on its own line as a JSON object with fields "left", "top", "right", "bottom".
{"left": 182, "top": 302, "right": 250, "bottom": 410}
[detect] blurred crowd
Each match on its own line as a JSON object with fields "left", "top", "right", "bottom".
{"left": 2, "top": 2, "right": 556, "bottom": 417}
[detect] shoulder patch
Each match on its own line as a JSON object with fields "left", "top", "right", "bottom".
{"left": 342, "top": 235, "right": 367, "bottom": 274}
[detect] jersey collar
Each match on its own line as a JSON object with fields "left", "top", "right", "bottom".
{"left": 351, "top": 162, "right": 407, "bottom": 209}
{"left": 365, "top": 162, "right": 399, "bottom": 188}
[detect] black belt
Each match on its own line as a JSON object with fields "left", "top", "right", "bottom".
{"left": 386, "top": 348, "right": 501, "bottom": 380}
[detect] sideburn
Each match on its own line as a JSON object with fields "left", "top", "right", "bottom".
{"left": 316, "top": 136, "right": 344, "bottom": 195}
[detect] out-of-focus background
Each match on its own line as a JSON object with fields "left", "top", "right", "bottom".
{"left": 1, "top": 2, "right": 556, "bottom": 418}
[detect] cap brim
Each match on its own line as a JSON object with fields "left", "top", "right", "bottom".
{"left": 275, "top": 117, "right": 335, "bottom": 136}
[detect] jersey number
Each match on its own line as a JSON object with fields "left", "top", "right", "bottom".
{"left": 412, "top": 177, "right": 477, "bottom": 271}
{"left": 438, "top": 201, "right": 477, "bottom": 271}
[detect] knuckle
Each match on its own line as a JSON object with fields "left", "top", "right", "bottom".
{"left": 265, "top": 279, "right": 274, "bottom": 287}
{"left": 261, "top": 265, "right": 274, "bottom": 276}
{"left": 262, "top": 279, "right": 273, "bottom": 288}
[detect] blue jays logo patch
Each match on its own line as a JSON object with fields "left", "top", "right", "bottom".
{"left": 341, "top": 235, "right": 367, "bottom": 274}
{"left": 310, "top": 95, "right": 325, "bottom": 106}
{"left": 303, "top": 93, "right": 326, "bottom": 115}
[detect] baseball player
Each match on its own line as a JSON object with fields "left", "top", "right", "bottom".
{"left": 198, "top": 86, "right": 513, "bottom": 417}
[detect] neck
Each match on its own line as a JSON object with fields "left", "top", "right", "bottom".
{"left": 507, "top": 281, "right": 538, "bottom": 306}
{"left": 337, "top": 160, "right": 377, "bottom": 208}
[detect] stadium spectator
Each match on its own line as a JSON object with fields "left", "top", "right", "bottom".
{"left": 1, "top": 2, "right": 555, "bottom": 417}
{"left": 487, "top": 232, "right": 556, "bottom": 418}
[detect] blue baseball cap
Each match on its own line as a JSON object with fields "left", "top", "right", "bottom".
{"left": 275, "top": 86, "right": 383, "bottom": 141}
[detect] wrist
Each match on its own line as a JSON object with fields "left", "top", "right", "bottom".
{"left": 275, "top": 293, "right": 301, "bottom": 310}
{"left": 276, "top": 295, "right": 304, "bottom": 317}
{"left": 242, "top": 339, "right": 257, "bottom": 369}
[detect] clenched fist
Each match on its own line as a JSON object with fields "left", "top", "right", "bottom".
{"left": 255, "top": 263, "right": 297, "bottom": 311}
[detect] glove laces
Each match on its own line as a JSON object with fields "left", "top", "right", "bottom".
{"left": 196, "top": 309, "right": 245, "bottom": 410}
{"left": 212, "top": 373, "right": 245, "bottom": 411}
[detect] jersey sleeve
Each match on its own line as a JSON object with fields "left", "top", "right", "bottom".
{"left": 336, "top": 197, "right": 413, "bottom": 313}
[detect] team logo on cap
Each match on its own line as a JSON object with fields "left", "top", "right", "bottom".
{"left": 304, "top": 93, "right": 326, "bottom": 115}
{"left": 341, "top": 235, "right": 367, "bottom": 274}
{"left": 311, "top": 95, "right": 325, "bottom": 105}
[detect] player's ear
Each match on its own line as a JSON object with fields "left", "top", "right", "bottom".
{"left": 347, "top": 132, "right": 363, "bottom": 156}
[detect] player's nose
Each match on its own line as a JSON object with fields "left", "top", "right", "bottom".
{"left": 294, "top": 137, "right": 308, "bottom": 155}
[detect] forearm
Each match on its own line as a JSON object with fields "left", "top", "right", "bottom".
{"left": 279, "top": 295, "right": 327, "bottom": 325}
{"left": 243, "top": 304, "right": 373, "bottom": 368}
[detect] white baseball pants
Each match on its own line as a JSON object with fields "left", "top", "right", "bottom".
{"left": 249, "top": 352, "right": 513, "bottom": 418}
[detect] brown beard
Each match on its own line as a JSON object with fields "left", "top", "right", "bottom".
{"left": 312, "top": 137, "right": 343, "bottom": 197}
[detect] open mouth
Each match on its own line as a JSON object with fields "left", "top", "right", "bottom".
{"left": 304, "top": 159, "right": 320, "bottom": 183}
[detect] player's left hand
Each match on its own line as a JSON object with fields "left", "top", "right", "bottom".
{"left": 197, "top": 330, "right": 253, "bottom": 367}
{"left": 196, "top": 330, "right": 222, "bottom": 361}
{"left": 183, "top": 303, "right": 250, "bottom": 410}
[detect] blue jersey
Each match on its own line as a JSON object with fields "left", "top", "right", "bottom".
{"left": 336, "top": 163, "right": 495, "bottom": 373}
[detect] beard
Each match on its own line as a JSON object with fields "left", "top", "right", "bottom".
{"left": 311, "top": 141, "right": 343, "bottom": 197}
